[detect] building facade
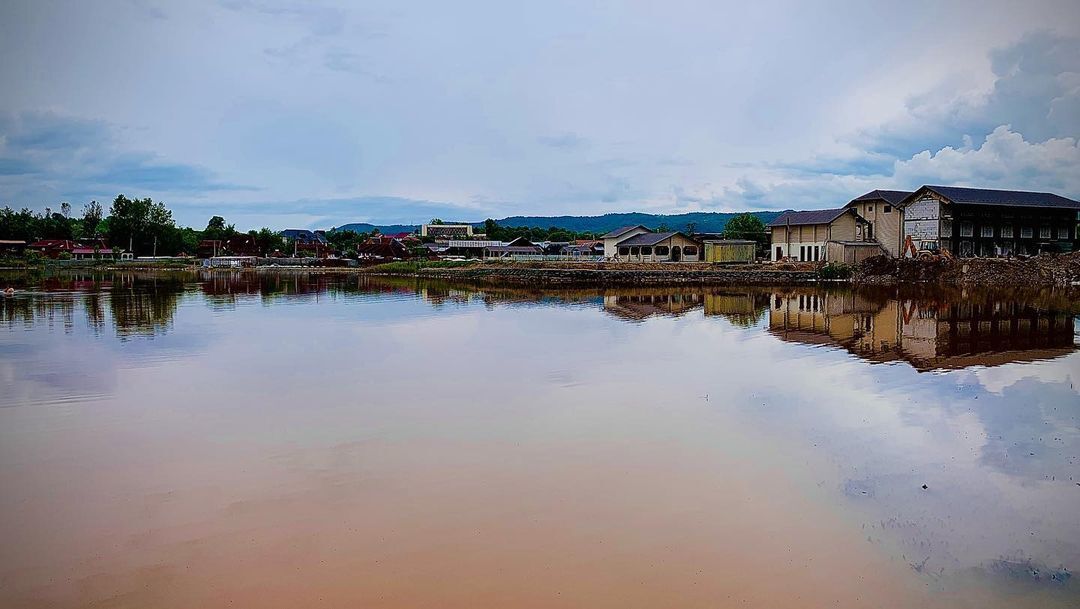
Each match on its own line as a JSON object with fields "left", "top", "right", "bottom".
{"left": 768, "top": 208, "right": 873, "bottom": 262}
{"left": 601, "top": 225, "right": 652, "bottom": 258}
{"left": 611, "top": 231, "right": 702, "bottom": 262}
{"left": 898, "top": 186, "right": 1080, "bottom": 257}
{"left": 421, "top": 224, "right": 473, "bottom": 239}
{"left": 845, "top": 190, "right": 911, "bottom": 258}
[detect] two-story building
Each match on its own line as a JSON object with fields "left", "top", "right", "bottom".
{"left": 768, "top": 208, "right": 874, "bottom": 262}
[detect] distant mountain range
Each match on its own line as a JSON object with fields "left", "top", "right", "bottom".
{"left": 333, "top": 210, "right": 784, "bottom": 235}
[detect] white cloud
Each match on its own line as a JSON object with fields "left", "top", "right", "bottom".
{"left": 892, "top": 126, "right": 1080, "bottom": 193}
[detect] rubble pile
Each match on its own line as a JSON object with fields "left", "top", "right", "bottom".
{"left": 856, "top": 252, "right": 1080, "bottom": 286}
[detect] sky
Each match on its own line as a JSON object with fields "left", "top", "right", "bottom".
{"left": 1, "top": 0, "right": 1079, "bottom": 230}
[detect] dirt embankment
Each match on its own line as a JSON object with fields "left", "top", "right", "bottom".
{"left": 372, "top": 261, "right": 819, "bottom": 287}
{"left": 855, "top": 252, "right": 1080, "bottom": 286}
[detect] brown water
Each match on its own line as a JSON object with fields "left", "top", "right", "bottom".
{"left": 1, "top": 271, "right": 1078, "bottom": 608}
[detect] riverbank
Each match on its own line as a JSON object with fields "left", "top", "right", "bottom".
{"left": 5, "top": 252, "right": 1079, "bottom": 287}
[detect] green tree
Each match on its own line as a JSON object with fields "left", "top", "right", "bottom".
{"left": 203, "top": 215, "right": 236, "bottom": 241}
{"left": 82, "top": 201, "right": 103, "bottom": 237}
{"left": 107, "top": 195, "right": 178, "bottom": 255}
{"left": 723, "top": 213, "right": 768, "bottom": 255}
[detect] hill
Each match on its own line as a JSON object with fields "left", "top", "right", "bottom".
{"left": 333, "top": 210, "right": 783, "bottom": 235}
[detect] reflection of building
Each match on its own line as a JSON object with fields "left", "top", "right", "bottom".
{"left": 602, "top": 292, "right": 704, "bottom": 320}
{"left": 768, "top": 290, "right": 1077, "bottom": 371}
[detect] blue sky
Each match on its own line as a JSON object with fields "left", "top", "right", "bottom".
{"left": 1, "top": 0, "right": 1078, "bottom": 229}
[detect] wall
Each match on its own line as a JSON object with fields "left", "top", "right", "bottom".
{"left": 849, "top": 201, "right": 902, "bottom": 257}
{"left": 604, "top": 227, "right": 651, "bottom": 258}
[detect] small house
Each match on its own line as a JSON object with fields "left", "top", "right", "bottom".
{"left": 612, "top": 232, "right": 702, "bottom": 262}
{"left": 600, "top": 225, "right": 651, "bottom": 258}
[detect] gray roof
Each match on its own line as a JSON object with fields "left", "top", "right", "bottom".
{"left": 601, "top": 225, "right": 648, "bottom": 239}
{"left": 484, "top": 245, "right": 542, "bottom": 253}
{"left": 617, "top": 231, "right": 698, "bottom": 246}
{"left": 850, "top": 189, "right": 912, "bottom": 206}
{"left": 768, "top": 208, "right": 848, "bottom": 227}
{"left": 907, "top": 186, "right": 1080, "bottom": 210}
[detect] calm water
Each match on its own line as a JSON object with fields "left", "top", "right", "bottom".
{"left": 1, "top": 271, "right": 1078, "bottom": 608}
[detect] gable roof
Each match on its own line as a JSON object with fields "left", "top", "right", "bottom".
{"left": 850, "top": 190, "right": 912, "bottom": 206}
{"left": 768, "top": 208, "right": 849, "bottom": 227}
{"left": 616, "top": 231, "right": 699, "bottom": 246}
{"left": 904, "top": 185, "right": 1080, "bottom": 210}
{"left": 601, "top": 225, "right": 649, "bottom": 239}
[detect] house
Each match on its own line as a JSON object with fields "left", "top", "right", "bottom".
{"left": 71, "top": 246, "right": 117, "bottom": 260}
{"left": 421, "top": 224, "right": 473, "bottom": 239}
{"left": 443, "top": 240, "right": 502, "bottom": 259}
{"left": 0, "top": 240, "right": 27, "bottom": 255}
{"left": 844, "top": 190, "right": 912, "bottom": 257}
{"left": 225, "top": 234, "right": 260, "bottom": 256}
{"left": 768, "top": 208, "right": 875, "bottom": 262}
{"left": 600, "top": 225, "right": 651, "bottom": 258}
{"left": 560, "top": 240, "right": 604, "bottom": 258}
{"left": 197, "top": 239, "right": 224, "bottom": 258}
{"left": 26, "top": 240, "right": 78, "bottom": 258}
{"left": 897, "top": 186, "right": 1080, "bottom": 257}
{"left": 612, "top": 232, "right": 702, "bottom": 262}
{"left": 280, "top": 229, "right": 328, "bottom": 245}
{"left": 357, "top": 236, "right": 410, "bottom": 260}
{"left": 702, "top": 239, "right": 755, "bottom": 263}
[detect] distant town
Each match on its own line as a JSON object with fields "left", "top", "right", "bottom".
{"left": 2, "top": 185, "right": 1078, "bottom": 269}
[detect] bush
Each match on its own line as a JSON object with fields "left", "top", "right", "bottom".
{"left": 818, "top": 262, "right": 854, "bottom": 279}
{"left": 58, "top": 251, "right": 73, "bottom": 260}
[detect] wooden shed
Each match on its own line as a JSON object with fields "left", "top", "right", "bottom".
{"left": 825, "top": 241, "right": 885, "bottom": 264}
{"left": 703, "top": 240, "right": 756, "bottom": 263}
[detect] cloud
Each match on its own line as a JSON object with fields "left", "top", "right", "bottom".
{"left": 856, "top": 31, "right": 1080, "bottom": 158}
{"left": 0, "top": 111, "right": 249, "bottom": 205}
{"left": 892, "top": 126, "right": 1080, "bottom": 193}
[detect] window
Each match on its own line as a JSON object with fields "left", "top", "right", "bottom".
{"left": 775, "top": 246, "right": 782, "bottom": 260}
{"left": 1001, "top": 225, "right": 1013, "bottom": 238}
{"left": 683, "top": 246, "right": 697, "bottom": 256}
{"left": 641, "top": 246, "right": 652, "bottom": 255}
{"left": 630, "top": 246, "right": 640, "bottom": 256}
{"left": 1021, "top": 227, "right": 1033, "bottom": 238}
{"left": 884, "top": 205, "right": 892, "bottom": 213}
{"left": 800, "top": 246, "right": 806, "bottom": 261}
{"left": 868, "top": 205, "right": 874, "bottom": 212}
{"left": 980, "top": 225, "right": 993, "bottom": 238}
{"left": 813, "top": 246, "right": 820, "bottom": 261}
{"left": 960, "top": 222, "right": 974, "bottom": 237}
{"left": 1039, "top": 227, "right": 1051, "bottom": 239}
{"left": 618, "top": 246, "right": 629, "bottom": 256}
{"left": 1057, "top": 227, "right": 1069, "bottom": 240}
{"left": 655, "top": 246, "right": 669, "bottom": 256}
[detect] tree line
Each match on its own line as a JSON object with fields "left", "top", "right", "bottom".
{"left": 0, "top": 195, "right": 287, "bottom": 257}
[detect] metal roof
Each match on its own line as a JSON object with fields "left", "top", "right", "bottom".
{"left": 616, "top": 231, "right": 697, "bottom": 246}
{"left": 907, "top": 186, "right": 1080, "bottom": 210}
{"left": 768, "top": 208, "right": 848, "bottom": 227}
{"left": 600, "top": 225, "right": 648, "bottom": 239}
{"left": 850, "top": 189, "right": 912, "bottom": 206}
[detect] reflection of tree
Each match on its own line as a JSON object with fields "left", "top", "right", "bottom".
{"left": 109, "top": 273, "right": 185, "bottom": 337}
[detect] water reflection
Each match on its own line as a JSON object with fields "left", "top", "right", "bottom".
{"left": 1, "top": 270, "right": 1078, "bottom": 607}
{"left": 767, "top": 288, "right": 1078, "bottom": 371}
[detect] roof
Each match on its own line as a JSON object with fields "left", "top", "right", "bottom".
{"left": 850, "top": 190, "right": 912, "bottom": 206}
{"left": 601, "top": 225, "right": 648, "bottom": 239}
{"left": 485, "top": 245, "right": 543, "bottom": 253}
{"left": 768, "top": 208, "right": 848, "bottom": 227}
{"left": 905, "top": 185, "right": 1080, "bottom": 210}
{"left": 616, "top": 231, "right": 698, "bottom": 246}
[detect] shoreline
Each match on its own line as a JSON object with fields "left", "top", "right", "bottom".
{"left": 3, "top": 252, "right": 1078, "bottom": 288}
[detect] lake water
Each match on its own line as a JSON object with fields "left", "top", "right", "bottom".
{"left": 1, "top": 271, "right": 1078, "bottom": 608}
